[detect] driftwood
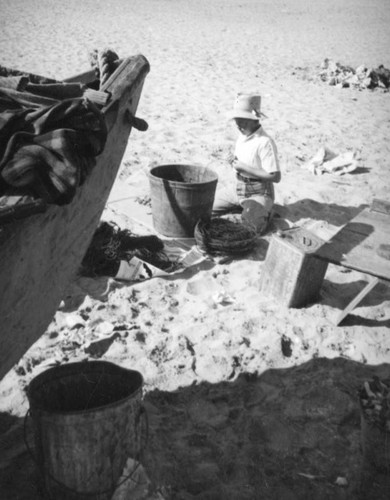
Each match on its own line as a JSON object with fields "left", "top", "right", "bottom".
{"left": 0, "top": 55, "right": 150, "bottom": 380}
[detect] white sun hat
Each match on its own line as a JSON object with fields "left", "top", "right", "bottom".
{"left": 227, "top": 93, "right": 267, "bottom": 120}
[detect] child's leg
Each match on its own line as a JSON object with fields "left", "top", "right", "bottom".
{"left": 240, "top": 196, "right": 273, "bottom": 234}
{"left": 212, "top": 184, "right": 241, "bottom": 215}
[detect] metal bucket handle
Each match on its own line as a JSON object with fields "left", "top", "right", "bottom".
{"left": 24, "top": 404, "right": 149, "bottom": 499}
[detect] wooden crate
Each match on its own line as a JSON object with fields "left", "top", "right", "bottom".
{"left": 260, "top": 227, "right": 329, "bottom": 308}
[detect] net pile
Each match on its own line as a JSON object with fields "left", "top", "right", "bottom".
{"left": 194, "top": 217, "right": 257, "bottom": 256}
{"left": 80, "top": 221, "right": 172, "bottom": 277}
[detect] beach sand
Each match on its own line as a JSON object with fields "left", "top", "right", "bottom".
{"left": 1, "top": 0, "right": 390, "bottom": 498}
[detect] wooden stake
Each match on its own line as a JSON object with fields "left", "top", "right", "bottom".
{"left": 336, "top": 277, "right": 380, "bottom": 325}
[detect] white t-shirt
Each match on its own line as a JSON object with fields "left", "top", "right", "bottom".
{"left": 235, "top": 126, "right": 280, "bottom": 174}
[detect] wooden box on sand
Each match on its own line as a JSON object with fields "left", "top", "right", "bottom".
{"left": 260, "top": 227, "right": 328, "bottom": 308}
{"left": 0, "top": 55, "right": 150, "bottom": 380}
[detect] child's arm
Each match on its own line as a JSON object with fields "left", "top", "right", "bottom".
{"left": 226, "top": 152, "right": 236, "bottom": 165}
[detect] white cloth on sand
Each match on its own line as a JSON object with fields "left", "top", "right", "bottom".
{"left": 305, "top": 146, "right": 359, "bottom": 175}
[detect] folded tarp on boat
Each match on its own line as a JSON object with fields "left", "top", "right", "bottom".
{"left": 0, "top": 78, "right": 107, "bottom": 205}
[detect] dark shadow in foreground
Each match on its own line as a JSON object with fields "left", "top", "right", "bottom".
{"left": 1, "top": 358, "right": 389, "bottom": 499}
{"left": 142, "top": 357, "right": 390, "bottom": 499}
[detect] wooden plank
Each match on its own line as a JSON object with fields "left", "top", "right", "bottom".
{"left": 63, "top": 69, "right": 97, "bottom": 85}
{"left": 0, "top": 198, "right": 47, "bottom": 225}
{"left": 0, "top": 55, "right": 150, "bottom": 380}
{"left": 336, "top": 277, "right": 380, "bottom": 325}
{"left": 316, "top": 208, "right": 390, "bottom": 280}
{"left": 83, "top": 88, "right": 110, "bottom": 106}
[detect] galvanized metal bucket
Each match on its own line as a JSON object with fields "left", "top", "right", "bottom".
{"left": 26, "top": 360, "right": 146, "bottom": 500}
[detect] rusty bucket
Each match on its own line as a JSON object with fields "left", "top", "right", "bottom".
{"left": 26, "top": 360, "right": 145, "bottom": 500}
{"left": 148, "top": 164, "right": 218, "bottom": 237}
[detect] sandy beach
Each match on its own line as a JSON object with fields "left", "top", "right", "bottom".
{"left": 1, "top": 0, "right": 390, "bottom": 498}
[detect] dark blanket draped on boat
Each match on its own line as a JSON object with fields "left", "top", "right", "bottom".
{"left": 0, "top": 74, "right": 107, "bottom": 205}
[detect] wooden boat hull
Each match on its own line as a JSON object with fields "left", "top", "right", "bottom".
{"left": 0, "top": 55, "right": 149, "bottom": 380}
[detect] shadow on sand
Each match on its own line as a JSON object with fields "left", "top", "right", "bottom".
{"left": 320, "top": 278, "right": 390, "bottom": 327}
{"left": 143, "top": 358, "right": 390, "bottom": 499}
{"left": 1, "top": 358, "right": 389, "bottom": 499}
{"left": 274, "top": 199, "right": 367, "bottom": 227}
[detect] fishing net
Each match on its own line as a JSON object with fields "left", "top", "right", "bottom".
{"left": 80, "top": 221, "right": 172, "bottom": 277}
{"left": 194, "top": 217, "right": 257, "bottom": 256}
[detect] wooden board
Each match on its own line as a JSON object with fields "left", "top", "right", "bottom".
{"left": 316, "top": 205, "right": 390, "bottom": 281}
{"left": 0, "top": 55, "right": 149, "bottom": 380}
{"left": 335, "top": 277, "right": 380, "bottom": 325}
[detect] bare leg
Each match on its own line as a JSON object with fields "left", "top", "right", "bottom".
{"left": 212, "top": 185, "right": 241, "bottom": 216}
{"left": 241, "top": 199, "right": 270, "bottom": 234}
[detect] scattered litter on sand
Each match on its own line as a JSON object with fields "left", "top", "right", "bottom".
{"left": 304, "top": 146, "right": 359, "bottom": 175}
{"left": 319, "top": 58, "right": 390, "bottom": 90}
{"left": 293, "top": 58, "right": 390, "bottom": 91}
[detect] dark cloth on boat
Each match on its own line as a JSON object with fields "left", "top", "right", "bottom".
{"left": 0, "top": 81, "right": 107, "bottom": 205}
{"left": 0, "top": 64, "right": 57, "bottom": 85}
{"left": 0, "top": 76, "right": 29, "bottom": 92}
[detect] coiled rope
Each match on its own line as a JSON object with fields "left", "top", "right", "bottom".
{"left": 89, "top": 48, "right": 120, "bottom": 89}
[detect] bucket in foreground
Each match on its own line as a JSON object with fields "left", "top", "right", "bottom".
{"left": 148, "top": 164, "right": 218, "bottom": 237}
{"left": 27, "top": 360, "right": 145, "bottom": 500}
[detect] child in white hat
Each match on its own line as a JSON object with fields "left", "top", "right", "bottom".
{"left": 212, "top": 93, "right": 281, "bottom": 234}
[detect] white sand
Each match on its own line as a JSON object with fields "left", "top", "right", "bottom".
{"left": 1, "top": 0, "right": 390, "bottom": 498}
